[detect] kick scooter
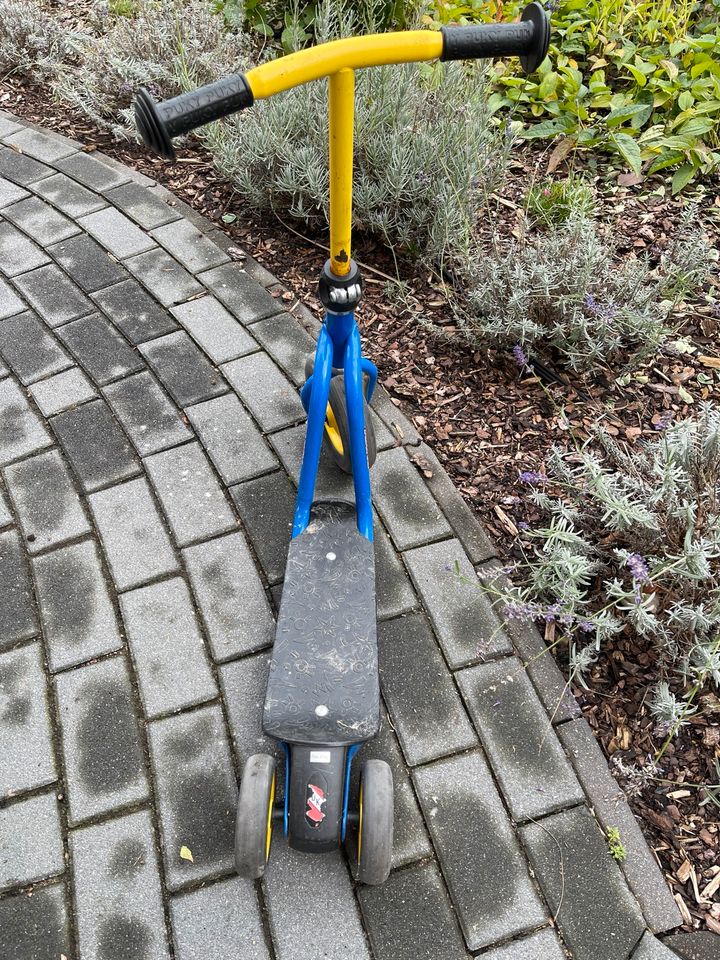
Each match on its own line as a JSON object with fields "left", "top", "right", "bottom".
{"left": 135, "top": 2, "right": 550, "bottom": 885}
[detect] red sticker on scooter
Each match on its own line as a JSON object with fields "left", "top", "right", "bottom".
{"left": 306, "top": 779, "right": 327, "bottom": 826}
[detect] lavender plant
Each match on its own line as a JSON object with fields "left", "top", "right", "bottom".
{"left": 54, "top": 0, "right": 251, "bottom": 137}
{"left": 0, "top": 0, "right": 82, "bottom": 78}
{"left": 453, "top": 208, "right": 712, "bottom": 370}
{"left": 483, "top": 403, "right": 720, "bottom": 731}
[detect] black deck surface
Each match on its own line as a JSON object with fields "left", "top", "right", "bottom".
{"left": 263, "top": 501, "right": 379, "bottom": 745}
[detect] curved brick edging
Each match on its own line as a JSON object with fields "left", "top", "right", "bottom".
{"left": 0, "top": 110, "right": 702, "bottom": 960}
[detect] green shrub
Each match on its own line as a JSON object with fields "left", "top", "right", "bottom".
{"left": 481, "top": 403, "right": 720, "bottom": 731}
{"left": 525, "top": 174, "right": 595, "bottom": 226}
{"left": 452, "top": 207, "right": 710, "bottom": 369}
{"left": 231, "top": 0, "right": 424, "bottom": 44}
{"left": 55, "top": 0, "right": 251, "bottom": 137}
{"left": 204, "top": 0, "right": 507, "bottom": 262}
{"left": 428, "top": 1, "right": 720, "bottom": 191}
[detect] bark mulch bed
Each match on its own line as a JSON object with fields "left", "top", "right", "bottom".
{"left": 2, "top": 71, "right": 719, "bottom": 933}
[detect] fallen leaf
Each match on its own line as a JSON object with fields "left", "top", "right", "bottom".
{"left": 546, "top": 136, "right": 576, "bottom": 174}
{"left": 618, "top": 172, "right": 643, "bottom": 187}
{"left": 698, "top": 355, "right": 720, "bottom": 369}
{"left": 179, "top": 845, "right": 194, "bottom": 863}
{"left": 678, "top": 385, "right": 694, "bottom": 404}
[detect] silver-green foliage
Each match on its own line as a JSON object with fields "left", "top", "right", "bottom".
{"left": 0, "top": 0, "right": 82, "bottom": 77}
{"left": 55, "top": 0, "right": 251, "bottom": 137}
{"left": 455, "top": 208, "right": 712, "bottom": 370}
{"left": 204, "top": 0, "right": 507, "bottom": 262}
{"left": 487, "top": 404, "right": 720, "bottom": 730}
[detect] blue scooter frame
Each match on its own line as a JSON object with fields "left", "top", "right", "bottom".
{"left": 295, "top": 309, "right": 378, "bottom": 542}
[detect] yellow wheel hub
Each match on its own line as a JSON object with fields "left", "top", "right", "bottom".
{"left": 324, "top": 402, "right": 344, "bottom": 455}
{"left": 357, "top": 782, "right": 364, "bottom": 864}
{"left": 266, "top": 774, "right": 276, "bottom": 863}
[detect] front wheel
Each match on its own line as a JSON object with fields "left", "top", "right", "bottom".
{"left": 325, "top": 375, "right": 377, "bottom": 475}
{"left": 357, "top": 759, "right": 393, "bottom": 885}
{"left": 235, "top": 754, "right": 275, "bottom": 879}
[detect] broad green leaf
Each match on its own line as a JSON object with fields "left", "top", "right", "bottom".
{"left": 647, "top": 150, "right": 685, "bottom": 175}
{"left": 611, "top": 133, "right": 642, "bottom": 174}
{"left": 671, "top": 163, "right": 697, "bottom": 194}
{"left": 625, "top": 64, "right": 648, "bottom": 86}
{"left": 678, "top": 91, "right": 694, "bottom": 111}
{"left": 539, "top": 71, "right": 560, "bottom": 98}
{"left": 678, "top": 117, "right": 715, "bottom": 137}
{"left": 606, "top": 103, "right": 652, "bottom": 127}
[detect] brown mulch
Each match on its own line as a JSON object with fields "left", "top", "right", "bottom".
{"left": 2, "top": 71, "right": 719, "bottom": 931}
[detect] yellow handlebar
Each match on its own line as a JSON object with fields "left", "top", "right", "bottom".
{"left": 245, "top": 32, "right": 443, "bottom": 100}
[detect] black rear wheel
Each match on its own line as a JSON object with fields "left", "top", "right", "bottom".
{"left": 357, "top": 759, "right": 393, "bottom": 885}
{"left": 325, "top": 375, "right": 377, "bottom": 474}
{"left": 235, "top": 754, "right": 275, "bottom": 879}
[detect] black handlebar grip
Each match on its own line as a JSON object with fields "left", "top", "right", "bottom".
{"left": 135, "top": 73, "right": 254, "bottom": 161}
{"left": 440, "top": 2, "right": 550, "bottom": 74}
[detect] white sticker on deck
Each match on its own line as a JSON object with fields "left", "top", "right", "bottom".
{"left": 310, "top": 751, "right": 332, "bottom": 764}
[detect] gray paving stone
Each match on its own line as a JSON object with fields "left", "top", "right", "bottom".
{"left": 0, "top": 642, "right": 56, "bottom": 798}
{"left": 219, "top": 652, "right": 280, "bottom": 767}
{"left": 0, "top": 222, "right": 50, "bottom": 276}
{"left": 378, "top": 613, "right": 477, "bottom": 766}
{"left": 29, "top": 367, "right": 96, "bottom": 417}
{"left": 230, "top": 470, "right": 295, "bottom": 585}
{"left": 55, "top": 151, "right": 131, "bottom": 191}
{"left": 183, "top": 530, "right": 275, "bottom": 661}
{"left": 49, "top": 234, "right": 127, "bottom": 293}
{"left": 88, "top": 477, "right": 179, "bottom": 591}
{"left": 373, "top": 446, "right": 452, "bottom": 551}
{"left": 664, "top": 932, "right": 720, "bottom": 960}
{"left": 2, "top": 126, "right": 78, "bottom": 163}
{"left": 171, "top": 295, "right": 257, "bottom": 364}
{"left": 0, "top": 277, "right": 24, "bottom": 319}
{"left": 126, "top": 247, "right": 204, "bottom": 307}
{"left": 120, "top": 577, "right": 217, "bottom": 718}
{"left": 148, "top": 705, "right": 237, "bottom": 890}
{"left": 404, "top": 539, "right": 509, "bottom": 667}
{"left": 269, "top": 422, "right": 355, "bottom": 502}
{"left": 140, "top": 330, "right": 227, "bottom": 407}
{"left": 263, "top": 844, "right": 370, "bottom": 960}
{"left": 51, "top": 398, "right": 140, "bottom": 492}
{"left": 458, "top": 658, "right": 584, "bottom": 821}
{"left": 78, "top": 207, "right": 157, "bottom": 260}
{"left": 0, "top": 176, "right": 28, "bottom": 208}
{"left": 35, "top": 171, "right": 108, "bottom": 218}
{"left": 414, "top": 751, "right": 547, "bottom": 952}
{"left": 71, "top": 809, "right": 171, "bottom": 960}
{"left": 633, "top": 933, "right": 682, "bottom": 959}
{"left": 171, "top": 876, "right": 270, "bottom": 960}
{"left": 0, "top": 377, "right": 52, "bottom": 466}
{"left": 0, "top": 117, "right": 26, "bottom": 138}
{"left": 186, "top": 391, "right": 277, "bottom": 485}
{"left": 480, "top": 928, "right": 567, "bottom": 960}
{"left": 370, "top": 386, "right": 421, "bottom": 447}
{"left": 521, "top": 805, "right": 645, "bottom": 960}
{"left": 92, "top": 277, "right": 178, "bottom": 344}
{"left": 0, "top": 146, "right": 53, "bottom": 186}
{"left": 359, "top": 862, "right": 471, "bottom": 960}
{"left": 412, "top": 442, "right": 497, "bottom": 563}
{"left": 557, "top": 718, "right": 682, "bottom": 933}
{"left": 3, "top": 195, "right": 80, "bottom": 245}
{"left": 0, "top": 792, "right": 64, "bottom": 891}
{"left": 152, "top": 220, "right": 229, "bottom": 274}
{"left": 11, "top": 263, "right": 95, "bottom": 327}
{"left": 374, "top": 520, "right": 418, "bottom": 621}
{"left": 350, "top": 708, "right": 433, "bottom": 868}
{"left": 33, "top": 539, "right": 123, "bottom": 672}
{"left": 104, "top": 370, "right": 192, "bottom": 456}
{"left": 55, "top": 655, "right": 149, "bottom": 824}
{"left": 4, "top": 447, "right": 91, "bottom": 554}
{"left": 104, "top": 182, "right": 182, "bottom": 230}
{"left": 145, "top": 442, "right": 235, "bottom": 548}
{"left": 0, "top": 881, "right": 71, "bottom": 960}
{"left": 0, "top": 311, "right": 71, "bottom": 385}
{"left": 250, "top": 311, "right": 316, "bottom": 385}
{"left": 223, "top": 352, "right": 305, "bottom": 433}
{"left": 57, "top": 312, "right": 145, "bottom": 386}
{"left": 0, "top": 486, "right": 11, "bottom": 527}
{"left": 0, "top": 529, "right": 38, "bottom": 648}
{"left": 198, "top": 262, "right": 283, "bottom": 325}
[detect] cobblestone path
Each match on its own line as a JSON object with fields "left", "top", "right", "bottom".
{"left": 0, "top": 113, "right": 693, "bottom": 960}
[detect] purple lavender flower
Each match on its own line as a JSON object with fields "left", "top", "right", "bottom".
{"left": 544, "top": 602, "right": 562, "bottom": 623}
{"left": 579, "top": 620, "right": 594, "bottom": 633}
{"left": 585, "top": 293, "right": 618, "bottom": 323}
{"left": 502, "top": 600, "right": 537, "bottom": 621}
{"left": 518, "top": 470, "right": 546, "bottom": 485}
{"left": 654, "top": 411, "right": 673, "bottom": 431}
{"left": 513, "top": 344, "right": 529, "bottom": 369}
{"left": 519, "top": 521, "right": 530, "bottom": 530}
{"left": 626, "top": 553, "right": 650, "bottom": 584}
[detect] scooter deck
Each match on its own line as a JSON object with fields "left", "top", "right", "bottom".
{"left": 263, "top": 500, "right": 379, "bottom": 746}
